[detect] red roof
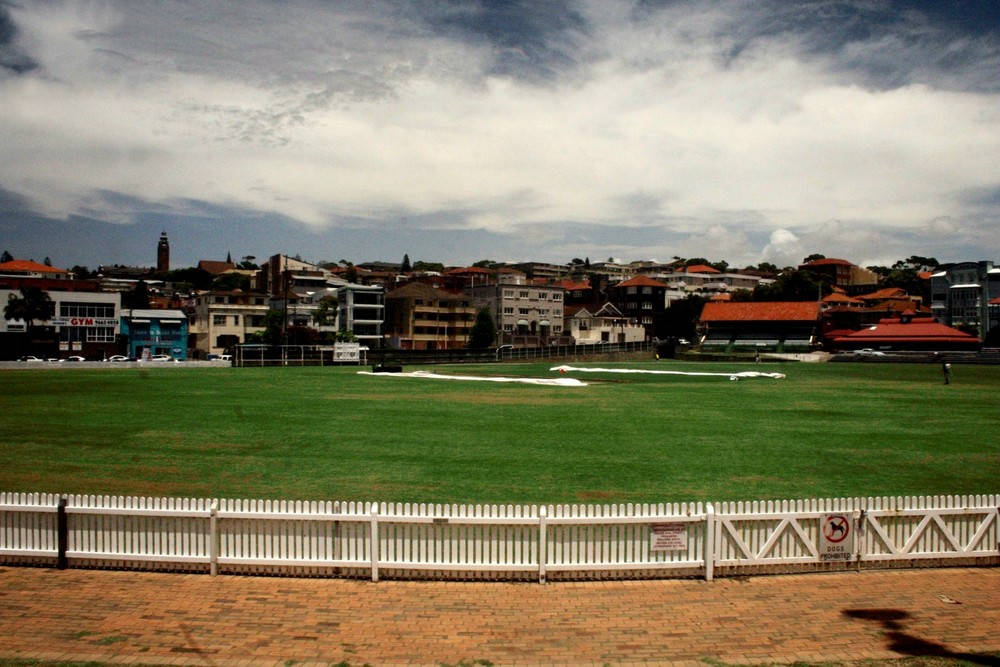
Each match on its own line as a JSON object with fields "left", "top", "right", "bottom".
{"left": 823, "top": 293, "right": 863, "bottom": 304}
{"left": 0, "top": 259, "right": 69, "bottom": 274}
{"left": 613, "top": 275, "right": 668, "bottom": 288}
{"left": 550, "top": 279, "right": 592, "bottom": 291}
{"left": 833, "top": 318, "right": 978, "bottom": 344}
{"left": 700, "top": 301, "right": 821, "bottom": 322}
{"left": 445, "top": 267, "right": 492, "bottom": 276}
{"left": 680, "top": 264, "right": 720, "bottom": 274}
{"left": 858, "top": 287, "right": 908, "bottom": 300}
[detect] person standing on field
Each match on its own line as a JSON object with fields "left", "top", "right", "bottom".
{"left": 942, "top": 361, "right": 951, "bottom": 385}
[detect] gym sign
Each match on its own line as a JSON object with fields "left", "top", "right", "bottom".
{"left": 50, "top": 317, "right": 119, "bottom": 327}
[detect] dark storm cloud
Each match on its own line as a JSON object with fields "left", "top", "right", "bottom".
{"left": 0, "top": 3, "right": 37, "bottom": 74}
{"left": 420, "top": 0, "right": 590, "bottom": 83}
{"left": 636, "top": 0, "right": 1000, "bottom": 92}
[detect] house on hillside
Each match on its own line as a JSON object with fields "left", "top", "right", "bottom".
{"left": 799, "top": 257, "right": 879, "bottom": 294}
{"left": 566, "top": 303, "right": 645, "bottom": 345}
{"left": 697, "top": 301, "right": 821, "bottom": 351}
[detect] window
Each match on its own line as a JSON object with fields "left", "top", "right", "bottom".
{"left": 503, "top": 307, "right": 514, "bottom": 315}
{"left": 60, "top": 301, "right": 115, "bottom": 318}
{"left": 642, "top": 302, "right": 652, "bottom": 309}
{"left": 642, "top": 287, "right": 651, "bottom": 294}
{"left": 627, "top": 287, "right": 637, "bottom": 295}
{"left": 538, "top": 292, "right": 548, "bottom": 300}
{"left": 552, "top": 293, "right": 562, "bottom": 301}
{"left": 213, "top": 315, "right": 227, "bottom": 326}
{"left": 87, "top": 327, "right": 115, "bottom": 342}
{"left": 519, "top": 291, "right": 529, "bottom": 299}
{"left": 518, "top": 308, "right": 529, "bottom": 316}
{"left": 233, "top": 315, "right": 240, "bottom": 325}
{"left": 504, "top": 290, "right": 514, "bottom": 298}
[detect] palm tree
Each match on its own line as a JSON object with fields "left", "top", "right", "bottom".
{"left": 4, "top": 287, "right": 54, "bottom": 338}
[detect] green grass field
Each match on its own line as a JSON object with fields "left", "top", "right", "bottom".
{"left": 1, "top": 360, "right": 997, "bottom": 504}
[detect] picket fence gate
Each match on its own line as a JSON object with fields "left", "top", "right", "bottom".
{"left": 1, "top": 493, "right": 997, "bottom": 582}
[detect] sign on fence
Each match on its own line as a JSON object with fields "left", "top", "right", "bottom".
{"left": 819, "top": 513, "right": 855, "bottom": 561}
{"left": 650, "top": 522, "right": 687, "bottom": 551}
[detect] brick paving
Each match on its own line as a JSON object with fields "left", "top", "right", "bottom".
{"left": 0, "top": 566, "right": 997, "bottom": 667}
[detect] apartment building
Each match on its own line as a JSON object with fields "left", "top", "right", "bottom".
{"left": 465, "top": 276, "right": 565, "bottom": 345}
{"left": 186, "top": 290, "right": 269, "bottom": 357}
{"left": 930, "top": 261, "right": 1000, "bottom": 340}
{"left": 384, "top": 282, "right": 477, "bottom": 349}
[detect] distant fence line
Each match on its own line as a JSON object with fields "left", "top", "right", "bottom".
{"left": 233, "top": 341, "right": 655, "bottom": 367}
{"left": 2, "top": 493, "right": 996, "bottom": 582}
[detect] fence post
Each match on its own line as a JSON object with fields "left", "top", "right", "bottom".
{"left": 705, "top": 503, "right": 715, "bottom": 582}
{"left": 209, "top": 500, "right": 219, "bottom": 577}
{"left": 538, "top": 506, "right": 547, "bottom": 584}
{"left": 370, "top": 506, "right": 380, "bottom": 583}
{"left": 57, "top": 497, "right": 68, "bottom": 570}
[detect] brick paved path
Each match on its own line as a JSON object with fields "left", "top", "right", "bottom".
{"left": 1, "top": 566, "right": 997, "bottom": 667}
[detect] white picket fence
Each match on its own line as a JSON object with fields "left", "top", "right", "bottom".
{"left": 1, "top": 493, "right": 997, "bottom": 581}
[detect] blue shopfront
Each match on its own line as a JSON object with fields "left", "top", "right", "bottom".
{"left": 120, "top": 309, "right": 189, "bottom": 360}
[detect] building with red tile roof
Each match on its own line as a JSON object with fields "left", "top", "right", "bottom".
{"left": 698, "top": 301, "right": 820, "bottom": 351}
{"left": 830, "top": 314, "right": 980, "bottom": 351}
{"left": 799, "top": 257, "right": 879, "bottom": 292}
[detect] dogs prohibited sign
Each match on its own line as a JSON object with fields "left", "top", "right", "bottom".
{"left": 819, "top": 513, "right": 855, "bottom": 561}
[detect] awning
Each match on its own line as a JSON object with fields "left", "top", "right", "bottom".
{"left": 159, "top": 320, "right": 183, "bottom": 324}
{"left": 130, "top": 319, "right": 150, "bottom": 323}
{"left": 539, "top": 319, "right": 551, "bottom": 326}
{"left": 516, "top": 319, "right": 529, "bottom": 326}
{"left": 950, "top": 284, "right": 980, "bottom": 289}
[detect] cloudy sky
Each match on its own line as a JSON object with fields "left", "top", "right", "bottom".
{"left": 1, "top": 0, "right": 998, "bottom": 271}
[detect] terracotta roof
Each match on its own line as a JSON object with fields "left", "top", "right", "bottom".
{"left": 823, "top": 293, "right": 863, "bottom": 304}
{"left": 700, "top": 301, "right": 821, "bottom": 322}
{"left": 612, "top": 275, "right": 668, "bottom": 289}
{"left": 709, "top": 293, "right": 731, "bottom": 301}
{"left": 550, "top": 279, "right": 592, "bottom": 291}
{"left": 386, "top": 281, "right": 460, "bottom": 300}
{"left": 833, "top": 318, "right": 978, "bottom": 344}
{"left": 990, "top": 297, "right": 1000, "bottom": 305}
{"left": 197, "top": 260, "right": 237, "bottom": 275}
{"left": 445, "top": 267, "right": 492, "bottom": 275}
{"left": 680, "top": 264, "right": 720, "bottom": 274}
{"left": 0, "top": 259, "right": 69, "bottom": 274}
{"left": 857, "top": 287, "right": 908, "bottom": 300}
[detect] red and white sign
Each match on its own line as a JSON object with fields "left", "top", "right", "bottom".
{"left": 819, "top": 513, "right": 855, "bottom": 561}
{"left": 50, "top": 317, "right": 118, "bottom": 327}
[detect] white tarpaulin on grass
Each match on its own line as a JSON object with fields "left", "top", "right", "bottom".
{"left": 359, "top": 370, "right": 588, "bottom": 386}
{"left": 550, "top": 365, "right": 785, "bottom": 381}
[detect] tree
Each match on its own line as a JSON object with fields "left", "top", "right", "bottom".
{"left": 344, "top": 263, "right": 359, "bottom": 284}
{"left": 802, "top": 253, "right": 826, "bottom": 264}
{"left": 0, "top": 250, "right": 12, "bottom": 263}
{"left": 212, "top": 273, "right": 250, "bottom": 291}
{"left": 261, "top": 309, "right": 286, "bottom": 346}
{"left": 123, "top": 280, "right": 151, "bottom": 309}
{"left": 336, "top": 329, "right": 358, "bottom": 342}
{"left": 656, "top": 295, "right": 706, "bottom": 342}
{"left": 401, "top": 254, "right": 412, "bottom": 272}
{"left": 413, "top": 261, "right": 445, "bottom": 273}
{"left": 753, "top": 269, "right": 828, "bottom": 301}
{"left": 467, "top": 308, "right": 497, "bottom": 349}
{"left": 313, "top": 297, "right": 338, "bottom": 327}
{"left": 70, "top": 265, "right": 95, "bottom": 279}
{"left": 43, "top": 257, "right": 52, "bottom": 267}
{"left": 472, "top": 259, "right": 496, "bottom": 268}
{"left": 4, "top": 287, "right": 54, "bottom": 336}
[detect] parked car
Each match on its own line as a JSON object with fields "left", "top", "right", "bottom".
{"left": 149, "top": 354, "right": 177, "bottom": 362}
{"left": 106, "top": 355, "right": 133, "bottom": 362}
{"left": 19, "top": 355, "right": 45, "bottom": 362}
{"left": 60, "top": 356, "right": 86, "bottom": 362}
{"left": 854, "top": 348, "right": 886, "bottom": 357}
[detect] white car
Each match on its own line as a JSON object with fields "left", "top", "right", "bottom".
{"left": 60, "top": 356, "right": 86, "bottom": 362}
{"left": 106, "top": 355, "right": 133, "bottom": 362}
{"left": 149, "top": 354, "right": 176, "bottom": 362}
{"left": 20, "top": 355, "right": 45, "bottom": 362}
{"left": 854, "top": 348, "right": 886, "bottom": 357}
